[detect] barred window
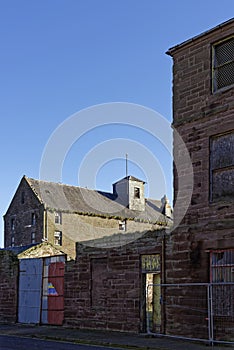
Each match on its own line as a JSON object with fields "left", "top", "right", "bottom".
{"left": 212, "top": 36, "right": 234, "bottom": 92}
{"left": 210, "top": 249, "right": 234, "bottom": 317}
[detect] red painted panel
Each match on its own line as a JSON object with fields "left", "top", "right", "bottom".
{"left": 48, "top": 262, "right": 64, "bottom": 325}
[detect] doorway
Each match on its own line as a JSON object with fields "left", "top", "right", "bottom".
{"left": 146, "top": 273, "right": 161, "bottom": 333}
{"left": 141, "top": 254, "right": 161, "bottom": 333}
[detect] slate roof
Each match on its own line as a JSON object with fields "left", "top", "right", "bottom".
{"left": 25, "top": 176, "right": 171, "bottom": 225}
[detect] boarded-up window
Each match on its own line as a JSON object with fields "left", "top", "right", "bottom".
{"left": 91, "top": 258, "right": 108, "bottom": 307}
{"left": 210, "top": 132, "right": 234, "bottom": 202}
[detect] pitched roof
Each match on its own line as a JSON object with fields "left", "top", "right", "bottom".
{"left": 113, "top": 175, "right": 146, "bottom": 184}
{"left": 25, "top": 176, "right": 171, "bottom": 224}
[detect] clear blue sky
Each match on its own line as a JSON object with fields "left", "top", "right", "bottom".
{"left": 0, "top": 1, "right": 233, "bottom": 247}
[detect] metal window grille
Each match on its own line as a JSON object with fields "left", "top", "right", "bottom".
{"left": 210, "top": 250, "right": 234, "bottom": 318}
{"left": 213, "top": 37, "right": 234, "bottom": 92}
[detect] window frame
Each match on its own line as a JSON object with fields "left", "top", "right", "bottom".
{"left": 118, "top": 220, "right": 126, "bottom": 231}
{"left": 212, "top": 36, "right": 234, "bottom": 93}
{"left": 54, "top": 231, "right": 62, "bottom": 246}
{"left": 10, "top": 218, "right": 15, "bottom": 231}
{"left": 31, "top": 232, "right": 36, "bottom": 244}
{"left": 209, "top": 131, "right": 234, "bottom": 203}
{"left": 55, "top": 212, "right": 62, "bottom": 224}
{"left": 134, "top": 187, "right": 140, "bottom": 199}
{"left": 210, "top": 249, "right": 234, "bottom": 317}
{"left": 31, "top": 213, "right": 36, "bottom": 226}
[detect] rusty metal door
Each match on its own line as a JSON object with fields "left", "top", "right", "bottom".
{"left": 47, "top": 261, "right": 64, "bottom": 325}
{"left": 18, "top": 258, "right": 43, "bottom": 323}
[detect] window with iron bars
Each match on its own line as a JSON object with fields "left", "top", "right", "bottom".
{"left": 210, "top": 249, "right": 234, "bottom": 317}
{"left": 212, "top": 36, "right": 234, "bottom": 93}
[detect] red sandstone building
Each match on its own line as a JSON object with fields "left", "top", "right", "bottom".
{"left": 0, "top": 18, "right": 233, "bottom": 343}
{"left": 165, "top": 18, "right": 234, "bottom": 341}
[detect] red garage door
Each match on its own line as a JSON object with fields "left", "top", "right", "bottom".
{"left": 48, "top": 261, "right": 64, "bottom": 325}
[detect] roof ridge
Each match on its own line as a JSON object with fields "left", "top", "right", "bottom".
{"left": 25, "top": 176, "right": 112, "bottom": 194}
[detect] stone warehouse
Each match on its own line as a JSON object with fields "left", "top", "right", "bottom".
{"left": 4, "top": 175, "right": 172, "bottom": 259}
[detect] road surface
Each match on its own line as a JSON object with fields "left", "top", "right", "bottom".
{"left": 0, "top": 335, "right": 124, "bottom": 350}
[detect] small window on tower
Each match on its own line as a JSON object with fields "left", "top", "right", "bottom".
{"left": 134, "top": 187, "right": 140, "bottom": 199}
{"left": 11, "top": 236, "right": 15, "bottom": 247}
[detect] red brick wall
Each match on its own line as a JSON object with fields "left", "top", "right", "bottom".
{"left": 0, "top": 250, "right": 18, "bottom": 323}
{"left": 64, "top": 230, "right": 164, "bottom": 332}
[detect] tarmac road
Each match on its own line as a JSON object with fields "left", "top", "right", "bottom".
{"left": 0, "top": 335, "right": 125, "bottom": 350}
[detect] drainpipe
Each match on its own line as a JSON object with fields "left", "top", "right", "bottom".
{"left": 161, "top": 231, "right": 166, "bottom": 334}
{"left": 43, "top": 207, "right": 48, "bottom": 242}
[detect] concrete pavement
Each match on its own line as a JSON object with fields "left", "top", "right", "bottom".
{"left": 0, "top": 323, "right": 232, "bottom": 350}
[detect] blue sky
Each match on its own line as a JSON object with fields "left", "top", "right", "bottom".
{"left": 0, "top": 1, "right": 233, "bottom": 247}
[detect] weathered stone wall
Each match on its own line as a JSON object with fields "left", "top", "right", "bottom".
{"left": 0, "top": 250, "right": 18, "bottom": 323}
{"left": 64, "top": 230, "right": 164, "bottom": 332}
{"left": 47, "top": 210, "right": 159, "bottom": 260}
{"left": 4, "top": 177, "right": 44, "bottom": 248}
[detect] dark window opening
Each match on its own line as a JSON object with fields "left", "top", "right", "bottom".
{"left": 134, "top": 187, "right": 140, "bottom": 199}
{"left": 31, "top": 213, "right": 36, "bottom": 226}
{"left": 11, "top": 218, "right": 15, "bottom": 231}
